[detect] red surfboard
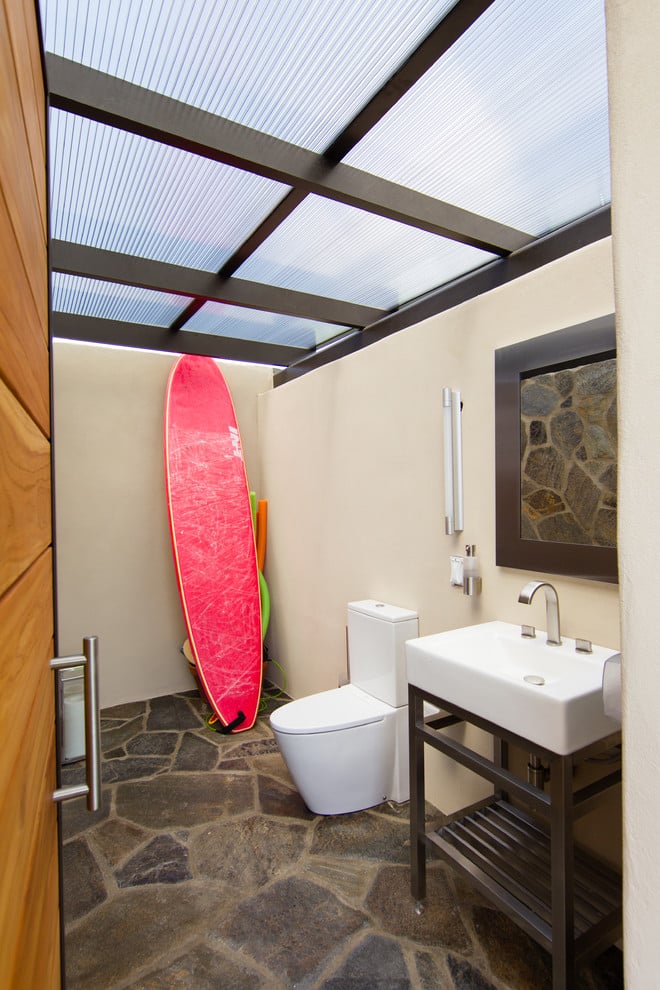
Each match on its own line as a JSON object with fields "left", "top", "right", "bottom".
{"left": 164, "top": 355, "right": 262, "bottom": 732}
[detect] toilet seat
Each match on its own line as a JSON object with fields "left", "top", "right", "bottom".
{"left": 270, "top": 684, "right": 392, "bottom": 735}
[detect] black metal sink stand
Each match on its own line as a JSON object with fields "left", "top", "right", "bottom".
{"left": 408, "top": 683, "right": 622, "bottom": 990}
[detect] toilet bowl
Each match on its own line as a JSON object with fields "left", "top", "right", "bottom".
{"left": 270, "top": 600, "right": 418, "bottom": 815}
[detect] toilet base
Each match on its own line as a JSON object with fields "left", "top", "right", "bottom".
{"left": 271, "top": 699, "right": 421, "bottom": 815}
{"left": 273, "top": 711, "right": 396, "bottom": 816}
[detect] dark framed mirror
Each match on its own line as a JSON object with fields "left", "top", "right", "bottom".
{"left": 495, "top": 314, "right": 617, "bottom": 583}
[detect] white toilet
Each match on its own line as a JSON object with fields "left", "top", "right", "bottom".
{"left": 270, "top": 600, "right": 419, "bottom": 815}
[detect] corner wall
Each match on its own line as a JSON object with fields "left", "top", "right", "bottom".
{"left": 52, "top": 341, "right": 272, "bottom": 707}
{"left": 259, "top": 238, "right": 620, "bottom": 816}
{"left": 606, "top": 0, "right": 660, "bottom": 983}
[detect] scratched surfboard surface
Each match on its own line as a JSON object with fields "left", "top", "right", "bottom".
{"left": 164, "top": 354, "right": 262, "bottom": 731}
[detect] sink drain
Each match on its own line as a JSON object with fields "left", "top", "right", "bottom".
{"left": 524, "top": 674, "right": 545, "bottom": 686}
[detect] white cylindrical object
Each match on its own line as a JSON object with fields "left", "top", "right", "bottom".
{"left": 442, "top": 387, "right": 454, "bottom": 534}
{"left": 463, "top": 545, "right": 482, "bottom": 596}
{"left": 602, "top": 653, "right": 622, "bottom": 722}
{"left": 451, "top": 389, "right": 464, "bottom": 532}
{"left": 63, "top": 677, "right": 86, "bottom": 762}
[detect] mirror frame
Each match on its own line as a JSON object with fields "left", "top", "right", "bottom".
{"left": 495, "top": 314, "right": 617, "bottom": 583}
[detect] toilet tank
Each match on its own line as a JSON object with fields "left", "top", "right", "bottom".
{"left": 347, "top": 600, "right": 419, "bottom": 708}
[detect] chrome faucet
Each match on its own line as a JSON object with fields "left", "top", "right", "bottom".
{"left": 518, "top": 581, "right": 562, "bottom": 646}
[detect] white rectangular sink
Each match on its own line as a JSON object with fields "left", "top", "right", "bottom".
{"left": 406, "top": 621, "right": 621, "bottom": 755}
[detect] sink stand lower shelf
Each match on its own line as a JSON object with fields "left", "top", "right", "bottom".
{"left": 408, "top": 684, "right": 622, "bottom": 990}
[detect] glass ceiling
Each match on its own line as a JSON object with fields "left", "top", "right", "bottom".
{"left": 184, "top": 303, "right": 347, "bottom": 350}
{"left": 51, "top": 110, "right": 291, "bottom": 271}
{"left": 42, "top": 0, "right": 456, "bottom": 152}
{"left": 236, "top": 195, "right": 496, "bottom": 309}
{"left": 52, "top": 272, "right": 191, "bottom": 326}
{"left": 344, "top": 0, "right": 610, "bottom": 236}
{"left": 41, "top": 0, "right": 612, "bottom": 370}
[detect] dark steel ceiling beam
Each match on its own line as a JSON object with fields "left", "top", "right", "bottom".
{"left": 46, "top": 54, "right": 529, "bottom": 255}
{"left": 50, "top": 312, "right": 303, "bottom": 367}
{"left": 50, "top": 240, "right": 383, "bottom": 328}
{"left": 275, "top": 208, "right": 612, "bottom": 384}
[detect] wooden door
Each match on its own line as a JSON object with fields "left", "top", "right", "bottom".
{"left": 0, "top": 0, "right": 59, "bottom": 985}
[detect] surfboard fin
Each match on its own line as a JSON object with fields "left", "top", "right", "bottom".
{"left": 211, "top": 710, "right": 247, "bottom": 734}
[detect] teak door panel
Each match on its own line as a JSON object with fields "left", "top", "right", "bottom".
{"left": 0, "top": 0, "right": 58, "bottom": 985}
{"left": 0, "top": 556, "right": 57, "bottom": 987}
{"left": 0, "top": 376, "right": 51, "bottom": 597}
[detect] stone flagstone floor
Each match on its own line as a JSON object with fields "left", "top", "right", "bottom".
{"left": 60, "top": 690, "right": 624, "bottom": 989}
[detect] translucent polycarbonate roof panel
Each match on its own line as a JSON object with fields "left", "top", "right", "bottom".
{"left": 52, "top": 272, "right": 190, "bottom": 326}
{"left": 345, "top": 0, "right": 611, "bottom": 237}
{"left": 50, "top": 110, "right": 289, "bottom": 270}
{"left": 183, "top": 302, "right": 346, "bottom": 349}
{"left": 236, "top": 196, "right": 496, "bottom": 309}
{"left": 40, "top": 0, "right": 457, "bottom": 152}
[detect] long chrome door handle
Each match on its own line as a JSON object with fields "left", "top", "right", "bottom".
{"left": 51, "top": 636, "right": 101, "bottom": 811}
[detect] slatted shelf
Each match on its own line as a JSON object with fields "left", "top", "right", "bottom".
{"left": 428, "top": 799, "right": 621, "bottom": 948}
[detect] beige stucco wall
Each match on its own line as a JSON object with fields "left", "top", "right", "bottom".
{"left": 259, "top": 236, "right": 620, "bottom": 818}
{"left": 607, "top": 0, "right": 660, "bottom": 982}
{"left": 52, "top": 340, "right": 273, "bottom": 707}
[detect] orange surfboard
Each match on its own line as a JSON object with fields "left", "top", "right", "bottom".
{"left": 164, "top": 355, "right": 262, "bottom": 732}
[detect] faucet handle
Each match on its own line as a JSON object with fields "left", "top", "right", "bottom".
{"left": 521, "top": 624, "right": 536, "bottom": 639}
{"left": 575, "top": 638, "right": 593, "bottom": 654}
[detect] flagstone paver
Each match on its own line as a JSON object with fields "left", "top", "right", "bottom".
{"left": 115, "top": 834, "right": 192, "bottom": 887}
{"left": 115, "top": 771, "right": 255, "bottom": 828}
{"left": 172, "top": 730, "right": 221, "bottom": 771}
{"left": 214, "top": 876, "right": 367, "bottom": 986}
{"left": 124, "top": 942, "right": 272, "bottom": 990}
{"left": 190, "top": 814, "right": 308, "bottom": 890}
{"left": 320, "top": 933, "right": 409, "bottom": 989}
{"left": 91, "top": 817, "right": 149, "bottom": 867}
{"left": 61, "top": 837, "right": 107, "bottom": 924}
{"left": 311, "top": 809, "right": 410, "bottom": 863}
{"left": 366, "top": 864, "right": 473, "bottom": 952}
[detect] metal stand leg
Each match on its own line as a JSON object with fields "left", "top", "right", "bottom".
{"left": 493, "top": 736, "right": 509, "bottom": 802}
{"left": 409, "top": 686, "right": 426, "bottom": 910}
{"left": 551, "top": 754, "right": 575, "bottom": 990}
